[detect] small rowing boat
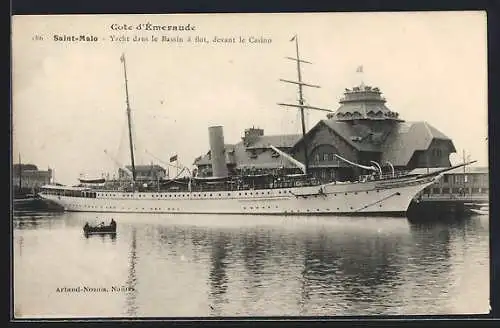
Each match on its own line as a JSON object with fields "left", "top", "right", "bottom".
{"left": 83, "top": 219, "right": 117, "bottom": 235}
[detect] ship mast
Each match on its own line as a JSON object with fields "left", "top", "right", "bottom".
{"left": 120, "top": 53, "right": 137, "bottom": 186}
{"left": 278, "top": 35, "right": 333, "bottom": 175}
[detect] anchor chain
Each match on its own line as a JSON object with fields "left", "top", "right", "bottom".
{"left": 354, "top": 191, "right": 401, "bottom": 212}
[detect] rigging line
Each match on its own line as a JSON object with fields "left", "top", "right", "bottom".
{"left": 161, "top": 167, "right": 189, "bottom": 183}
{"left": 117, "top": 115, "right": 128, "bottom": 163}
{"left": 129, "top": 110, "right": 139, "bottom": 163}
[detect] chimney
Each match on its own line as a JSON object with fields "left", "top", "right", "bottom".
{"left": 208, "top": 126, "right": 228, "bottom": 178}
{"left": 242, "top": 127, "right": 264, "bottom": 146}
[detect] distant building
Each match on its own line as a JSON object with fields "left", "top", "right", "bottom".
{"left": 118, "top": 164, "right": 167, "bottom": 181}
{"left": 414, "top": 166, "right": 489, "bottom": 198}
{"left": 194, "top": 83, "right": 456, "bottom": 181}
{"left": 12, "top": 164, "right": 52, "bottom": 189}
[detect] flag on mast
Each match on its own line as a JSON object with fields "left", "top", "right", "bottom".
{"left": 356, "top": 65, "right": 365, "bottom": 86}
{"left": 169, "top": 154, "right": 178, "bottom": 163}
{"left": 290, "top": 35, "right": 296, "bottom": 42}
{"left": 120, "top": 53, "right": 125, "bottom": 62}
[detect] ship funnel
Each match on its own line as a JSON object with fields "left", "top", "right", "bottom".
{"left": 208, "top": 126, "right": 228, "bottom": 178}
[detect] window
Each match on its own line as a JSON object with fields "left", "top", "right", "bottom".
{"left": 315, "top": 154, "right": 320, "bottom": 163}
{"left": 442, "top": 188, "right": 450, "bottom": 194}
{"left": 432, "top": 188, "right": 440, "bottom": 194}
{"left": 323, "top": 153, "right": 328, "bottom": 161}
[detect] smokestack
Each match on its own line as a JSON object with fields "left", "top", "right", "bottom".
{"left": 208, "top": 126, "right": 228, "bottom": 178}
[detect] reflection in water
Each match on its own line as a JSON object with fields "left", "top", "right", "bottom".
{"left": 125, "top": 228, "right": 138, "bottom": 316}
{"left": 13, "top": 211, "right": 63, "bottom": 231}
{"left": 12, "top": 212, "right": 489, "bottom": 317}
{"left": 14, "top": 217, "right": 43, "bottom": 230}
{"left": 296, "top": 226, "right": 411, "bottom": 314}
{"left": 208, "top": 232, "right": 230, "bottom": 312}
{"left": 242, "top": 232, "right": 269, "bottom": 290}
{"left": 83, "top": 233, "right": 117, "bottom": 243}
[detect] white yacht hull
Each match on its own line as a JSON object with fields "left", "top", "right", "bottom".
{"left": 39, "top": 175, "right": 437, "bottom": 216}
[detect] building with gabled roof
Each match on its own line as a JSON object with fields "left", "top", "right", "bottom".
{"left": 193, "top": 83, "right": 456, "bottom": 182}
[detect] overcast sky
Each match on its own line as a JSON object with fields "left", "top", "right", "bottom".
{"left": 12, "top": 12, "right": 487, "bottom": 185}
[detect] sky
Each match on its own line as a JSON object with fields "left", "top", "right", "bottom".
{"left": 12, "top": 12, "right": 488, "bottom": 185}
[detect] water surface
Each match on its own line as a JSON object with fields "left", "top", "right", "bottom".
{"left": 13, "top": 211, "right": 490, "bottom": 318}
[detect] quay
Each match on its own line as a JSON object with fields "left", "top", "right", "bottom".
{"left": 407, "top": 166, "right": 489, "bottom": 220}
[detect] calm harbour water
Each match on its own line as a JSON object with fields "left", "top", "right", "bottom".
{"left": 13, "top": 210, "right": 490, "bottom": 318}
